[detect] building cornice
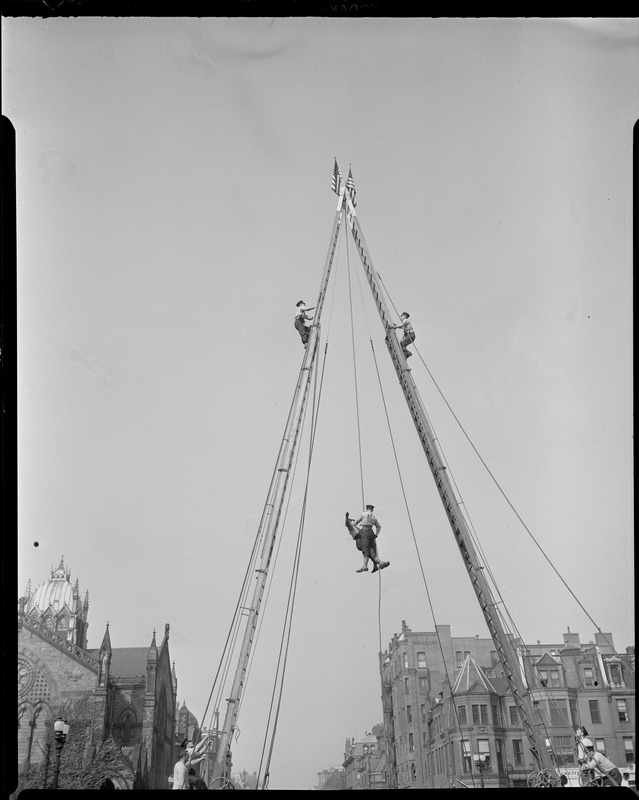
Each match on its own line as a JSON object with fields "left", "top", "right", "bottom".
{"left": 19, "top": 612, "right": 99, "bottom": 673}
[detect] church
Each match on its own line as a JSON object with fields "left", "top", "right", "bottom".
{"left": 17, "top": 557, "right": 200, "bottom": 790}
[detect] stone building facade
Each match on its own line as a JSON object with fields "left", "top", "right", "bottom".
{"left": 17, "top": 558, "right": 193, "bottom": 790}
{"left": 380, "top": 620, "right": 635, "bottom": 789}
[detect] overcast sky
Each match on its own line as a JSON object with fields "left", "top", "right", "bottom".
{"left": 4, "top": 17, "right": 636, "bottom": 789}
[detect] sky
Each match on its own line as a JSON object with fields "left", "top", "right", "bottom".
{"left": 3, "top": 16, "right": 636, "bottom": 790}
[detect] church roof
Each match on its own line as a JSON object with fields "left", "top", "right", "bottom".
{"left": 104, "top": 647, "right": 150, "bottom": 678}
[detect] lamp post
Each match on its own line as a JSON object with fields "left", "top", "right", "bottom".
{"left": 51, "top": 717, "right": 70, "bottom": 790}
{"left": 473, "top": 753, "right": 487, "bottom": 789}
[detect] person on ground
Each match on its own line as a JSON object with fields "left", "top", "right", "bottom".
{"left": 582, "top": 743, "right": 623, "bottom": 787}
{"left": 352, "top": 504, "right": 390, "bottom": 573}
{"left": 181, "top": 736, "right": 208, "bottom": 771}
{"left": 391, "top": 312, "right": 415, "bottom": 359}
{"left": 172, "top": 752, "right": 189, "bottom": 790}
{"left": 294, "top": 300, "right": 315, "bottom": 347}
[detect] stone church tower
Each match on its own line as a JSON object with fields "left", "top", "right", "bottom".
{"left": 17, "top": 558, "right": 191, "bottom": 790}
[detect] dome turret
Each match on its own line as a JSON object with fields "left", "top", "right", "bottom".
{"left": 24, "top": 557, "right": 89, "bottom": 647}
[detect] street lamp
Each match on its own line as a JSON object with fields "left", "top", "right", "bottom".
{"left": 51, "top": 717, "right": 70, "bottom": 790}
{"left": 473, "top": 753, "right": 488, "bottom": 789}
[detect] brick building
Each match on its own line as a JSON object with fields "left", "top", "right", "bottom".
{"left": 380, "top": 620, "right": 635, "bottom": 789}
{"left": 342, "top": 725, "right": 388, "bottom": 790}
{"left": 17, "top": 558, "right": 193, "bottom": 789}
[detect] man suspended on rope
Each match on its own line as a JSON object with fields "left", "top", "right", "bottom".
{"left": 348, "top": 504, "right": 390, "bottom": 573}
{"left": 294, "top": 300, "right": 315, "bottom": 347}
{"left": 391, "top": 312, "right": 415, "bottom": 359}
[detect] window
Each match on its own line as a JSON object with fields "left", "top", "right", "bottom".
{"left": 418, "top": 677, "right": 428, "bottom": 692}
{"left": 491, "top": 703, "right": 500, "bottom": 726}
{"left": 589, "top": 699, "right": 601, "bottom": 724}
{"left": 538, "top": 669, "right": 548, "bottom": 687}
{"left": 403, "top": 652, "right": 409, "bottom": 669}
{"left": 404, "top": 678, "right": 410, "bottom": 696}
{"left": 421, "top": 704, "right": 426, "bottom": 723}
{"left": 623, "top": 737, "right": 635, "bottom": 764}
{"left": 477, "top": 739, "right": 491, "bottom": 771}
{"left": 472, "top": 704, "right": 488, "bottom": 724}
{"left": 417, "top": 651, "right": 426, "bottom": 668}
{"left": 608, "top": 664, "right": 623, "bottom": 687}
{"left": 423, "top": 731, "right": 428, "bottom": 747}
{"left": 461, "top": 739, "right": 472, "bottom": 773}
{"left": 458, "top": 705, "right": 467, "bottom": 725}
{"left": 550, "top": 699, "right": 569, "bottom": 727}
{"left": 456, "top": 650, "right": 463, "bottom": 668}
{"left": 509, "top": 706, "right": 519, "bottom": 725}
{"left": 513, "top": 740, "right": 524, "bottom": 767}
{"left": 595, "top": 739, "right": 606, "bottom": 755}
{"left": 549, "top": 668, "right": 561, "bottom": 687}
{"left": 569, "top": 699, "right": 578, "bottom": 728}
{"left": 411, "top": 762, "right": 416, "bottom": 781}
{"left": 554, "top": 736, "right": 575, "bottom": 766}
{"left": 407, "top": 705, "right": 412, "bottom": 723}
{"left": 617, "top": 699, "right": 629, "bottom": 722}
{"left": 490, "top": 650, "right": 498, "bottom": 665}
{"left": 409, "top": 733, "right": 415, "bottom": 752}
{"left": 583, "top": 667, "right": 595, "bottom": 686}
{"left": 490, "top": 738, "right": 502, "bottom": 772}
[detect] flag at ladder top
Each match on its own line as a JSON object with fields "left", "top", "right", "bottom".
{"left": 346, "top": 167, "right": 357, "bottom": 207}
{"left": 331, "top": 158, "right": 343, "bottom": 195}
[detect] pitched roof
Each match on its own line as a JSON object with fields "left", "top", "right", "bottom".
{"left": 452, "top": 654, "right": 498, "bottom": 695}
{"left": 108, "top": 647, "right": 149, "bottom": 678}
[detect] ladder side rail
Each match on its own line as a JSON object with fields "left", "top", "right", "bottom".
{"left": 212, "top": 197, "right": 346, "bottom": 781}
{"left": 347, "top": 206, "right": 553, "bottom": 772}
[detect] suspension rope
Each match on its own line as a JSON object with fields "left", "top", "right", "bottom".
{"left": 345, "top": 225, "right": 365, "bottom": 509}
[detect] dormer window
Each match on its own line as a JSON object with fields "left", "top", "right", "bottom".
{"left": 607, "top": 663, "right": 623, "bottom": 688}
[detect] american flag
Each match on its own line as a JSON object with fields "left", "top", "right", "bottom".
{"left": 331, "top": 158, "right": 343, "bottom": 195}
{"left": 346, "top": 167, "right": 357, "bottom": 207}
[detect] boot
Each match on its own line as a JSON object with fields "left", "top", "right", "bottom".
{"left": 371, "top": 563, "right": 379, "bottom": 573}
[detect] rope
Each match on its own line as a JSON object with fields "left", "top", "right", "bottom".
{"left": 345, "top": 224, "right": 365, "bottom": 509}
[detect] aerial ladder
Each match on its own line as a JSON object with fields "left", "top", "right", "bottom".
{"left": 339, "top": 170, "right": 557, "bottom": 780}
{"left": 210, "top": 191, "right": 346, "bottom": 787}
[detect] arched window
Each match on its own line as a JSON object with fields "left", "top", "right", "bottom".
{"left": 29, "top": 705, "right": 50, "bottom": 766}
{"left": 18, "top": 705, "right": 31, "bottom": 764}
{"left": 117, "top": 708, "right": 138, "bottom": 746}
{"left": 56, "top": 615, "right": 70, "bottom": 633}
